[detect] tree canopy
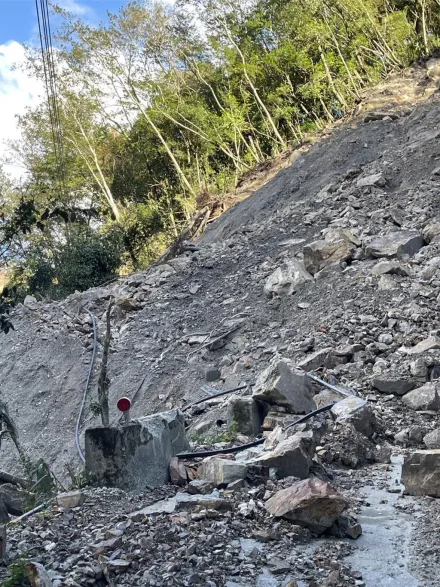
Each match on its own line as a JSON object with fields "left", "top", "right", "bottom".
{"left": 1, "top": 0, "right": 440, "bottom": 313}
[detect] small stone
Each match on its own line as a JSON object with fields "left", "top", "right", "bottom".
{"left": 56, "top": 490, "right": 86, "bottom": 510}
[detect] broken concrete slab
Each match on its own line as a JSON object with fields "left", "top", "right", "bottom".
{"left": 250, "top": 434, "right": 312, "bottom": 480}
{"left": 253, "top": 359, "right": 315, "bottom": 414}
{"left": 85, "top": 409, "right": 190, "bottom": 491}
{"left": 199, "top": 457, "right": 248, "bottom": 487}
{"left": 364, "top": 231, "right": 424, "bottom": 259}
{"left": 402, "top": 383, "right": 440, "bottom": 411}
{"left": 265, "top": 478, "right": 348, "bottom": 534}
{"left": 129, "top": 493, "right": 232, "bottom": 521}
{"left": 372, "top": 375, "right": 417, "bottom": 396}
{"left": 227, "top": 395, "right": 263, "bottom": 437}
{"left": 264, "top": 259, "right": 313, "bottom": 297}
{"left": 402, "top": 450, "right": 440, "bottom": 497}
{"left": 331, "top": 397, "right": 376, "bottom": 437}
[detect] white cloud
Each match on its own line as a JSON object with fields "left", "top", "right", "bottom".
{"left": 54, "top": 0, "right": 93, "bottom": 16}
{"left": 0, "top": 41, "right": 43, "bottom": 179}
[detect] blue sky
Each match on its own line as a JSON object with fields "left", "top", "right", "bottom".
{"left": 0, "top": 0, "right": 127, "bottom": 177}
{"left": 0, "top": 1, "right": 127, "bottom": 45}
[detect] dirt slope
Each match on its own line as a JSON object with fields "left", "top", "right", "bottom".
{"left": 0, "top": 60, "right": 440, "bottom": 482}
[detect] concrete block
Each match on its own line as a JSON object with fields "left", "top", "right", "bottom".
{"left": 85, "top": 409, "right": 189, "bottom": 491}
{"left": 402, "top": 449, "right": 440, "bottom": 497}
{"left": 227, "top": 395, "right": 263, "bottom": 436}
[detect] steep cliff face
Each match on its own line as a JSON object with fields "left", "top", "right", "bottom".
{"left": 1, "top": 60, "right": 440, "bottom": 481}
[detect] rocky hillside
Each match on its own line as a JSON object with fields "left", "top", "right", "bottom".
{"left": 1, "top": 61, "right": 439, "bottom": 477}
{"left": 1, "top": 59, "right": 440, "bottom": 587}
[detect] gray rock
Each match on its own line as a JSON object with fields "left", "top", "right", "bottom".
{"left": 365, "top": 231, "right": 424, "bottom": 259}
{"left": 356, "top": 173, "right": 386, "bottom": 187}
{"left": 187, "top": 479, "right": 215, "bottom": 495}
{"left": 402, "top": 383, "right": 440, "bottom": 411}
{"left": 264, "top": 258, "right": 313, "bottom": 297}
{"left": 23, "top": 295, "right": 38, "bottom": 307}
{"left": 410, "top": 358, "right": 428, "bottom": 379}
{"left": 371, "top": 261, "right": 412, "bottom": 276}
{"left": 298, "top": 348, "right": 332, "bottom": 372}
{"left": 206, "top": 368, "right": 221, "bottom": 382}
{"left": 265, "top": 478, "right": 348, "bottom": 534}
{"left": 253, "top": 359, "right": 315, "bottom": 414}
{"left": 402, "top": 450, "right": 440, "bottom": 497}
{"left": 0, "top": 484, "right": 34, "bottom": 515}
{"left": 331, "top": 397, "right": 376, "bottom": 437}
{"left": 422, "top": 220, "right": 440, "bottom": 243}
{"left": 394, "top": 429, "right": 409, "bottom": 445}
{"left": 251, "top": 433, "right": 313, "bottom": 479}
{"left": 200, "top": 457, "right": 248, "bottom": 486}
{"left": 227, "top": 395, "right": 263, "bottom": 437}
{"left": 405, "top": 337, "right": 440, "bottom": 355}
{"left": 85, "top": 409, "right": 190, "bottom": 491}
{"left": 423, "top": 428, "right": 440, "bottom": 449}
{"left": 303, "top": 234, "right": 356, "bottom": 276}
{"left": 372, "top": 375, "right": 417, "bottom": 396}
{"left": 169, "top": 457, "right": 187, "bottom": 486}
{"left": 129, "top": 493, "right": 232, "bottom": 520}
{"left": 56, "top": 490, "right": 85, "bottom": 509}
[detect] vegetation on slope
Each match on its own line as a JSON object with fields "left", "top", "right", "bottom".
{"left": 0, "top": 0, "right": 439, "bottom": 305}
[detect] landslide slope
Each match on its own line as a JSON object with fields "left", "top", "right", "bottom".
{"left": 1, "top": 62, "right": 440, "bottom": 477}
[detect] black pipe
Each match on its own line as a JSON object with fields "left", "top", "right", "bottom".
{"left": 176, "top": 403, "right": 334, "bottom": 459}
{"left": 182, "top": 384, "right": 252, "bottom": 412}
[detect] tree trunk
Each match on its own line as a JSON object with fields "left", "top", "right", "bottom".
{"left": 98, "top": 299, "right": 114, "bottom": 427}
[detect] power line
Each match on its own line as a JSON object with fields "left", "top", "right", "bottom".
{"left": 35, "top": 0, "right": 66, "bottom": 196}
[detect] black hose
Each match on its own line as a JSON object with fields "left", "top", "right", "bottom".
{"left": 182, "top": 384, "right": 252, "bottom": 412}
{"left": 176, "top": 403, "right": 334, "bottom": 459}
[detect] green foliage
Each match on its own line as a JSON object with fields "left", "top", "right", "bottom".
{"left": 2, "top": 0, "right": 440, "bottom": 294}
{"left": 9, "top": 225, "right": 124, "bottom": 300}
{"left": 2, "top": 560, "right": 31, "bottom": 587}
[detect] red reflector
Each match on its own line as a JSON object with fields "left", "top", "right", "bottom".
{"left": 117, "top": 397, "right": 131, "bottom": 412}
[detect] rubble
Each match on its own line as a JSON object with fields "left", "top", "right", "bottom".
{"left": 330, "top": 397, "right": 376, "bottom": 437}
{"left": 264, "top": 258, "right": 313, "bottom": 296}
{"left": 199, "top": 457, "right": 248, "bottom": 486}
{"left": 251, "top": 433, "right": 313, "bottom": 479}
{"left": 364, "top": 231, "right": 424, "bottom": 259}
{"left": 402, "top": 382, "right": 440, "bottom": 411}
{"left": 253, "top": 359, "right": 315, "bottom": 413}
{"left": 265, "top": 478, "right": 348, "bottom": 534}
{"left": 303, "top": 232, "right": 356, "bottom": 275}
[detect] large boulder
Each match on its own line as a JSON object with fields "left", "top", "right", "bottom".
{"left": 405, "top": 337, "right": 440, "bottom": 355}
{"left": 364, "top": 231, "right": 424, "bottom": 259}
{"left": 265, "top": 478, "right": 348, "bottom": 534}
{"left": 402, "top": 450, "right": 440, "bottom": 497}
{"left": 372, "top": 375, "right": 417, "bottom": 396}
{"left": 227, "top": 395, "right": 263, "bottom": 437}
{"left": 0, "top": 484, "right": 34, "bottom": 516}
{"left": 331, "top": 397, "right": 376, "bottom": 437}
{"left": 199, "top": 457, "right": 247, "bottom": 487}
{"left": 371, "top": 261, "right": 412, "bottom": 277}
{"left": 424, "top": 429, "right": 440, "bottom": 449}
{"left": 264, "top": 259, "right": 313, "bottom": 297}
{"left": 402, "top": 383, "right": 440, "bottom": 411}
{"left": 303, "top": 233, "right": 356, "bottom": 276}
{"left": 250, "top": 433, "right": 313, "bottom": 479}
{"left": 253, "top": 359, "right": 315, "bottom": 414}
{"left": 85, "top": 410, "right": 190, "bottom": 491}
